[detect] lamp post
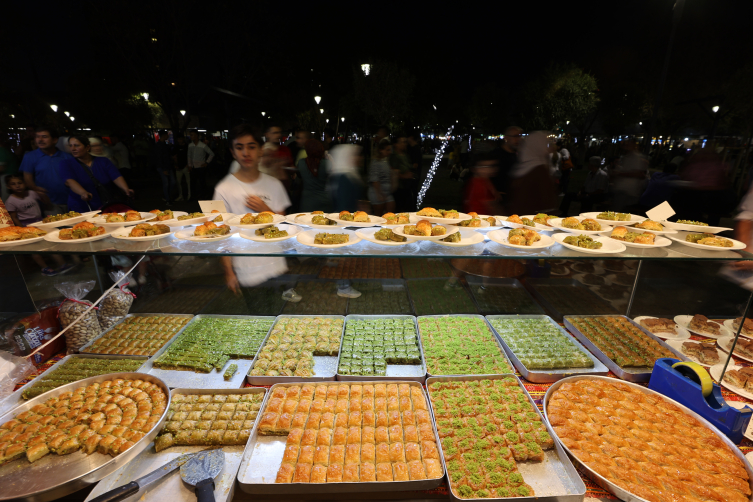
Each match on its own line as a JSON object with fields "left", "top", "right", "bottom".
{"left": 314, "top": 96, "right": 321, "bottom": 105}
{"left": 50, "top": 105, "right": 58, "bottom": 112}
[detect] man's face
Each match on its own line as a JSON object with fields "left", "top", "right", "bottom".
{"left": 230, "top": 134, "right": 260, "bottom": 169}
{"left": 504, "top": 131, "right": 522, "bottom": 151}
{"left": 35, "top": 131, "right": 56, "bottom": 150}
{"left": 190, "top": 132, "right": 199, "bottom": 143}
{"left": 295, "top": 132, "right": 308, "bottom": 147}
{"left": 267, "top": 127, "right": 282, "bottom": 144}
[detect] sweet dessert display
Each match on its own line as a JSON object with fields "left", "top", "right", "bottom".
{"left": 453, "top": 218, "right": 482, "bottom": 228}
{"left": 258, "top": 383, "right": 443, "bottom": 483}
{"left": 507, "top": 228, "right": 541, "bottom": 246}
{"left": 532, "top": 213, "right": 555, "bottom": 226}
{"left": 314, "top": 233, "right": 350, "bottom": 244}
{"left": 178, "top": 212, "right": 205, "bottom": 220}
{"left": 638, "top": 318, "right": 677, "bottom": 335}
{"left": 563, "top": 235, "right": 602, "bottom": 249}
{"left": 224, "top": 364, "right": 239, "bottom": 380}
{"left": 677, "top": 220, "right": 708, "bottom": 226}
{"left": 490, "top": 319, "right": 593, "bottom": 369}
{"left": 732, "top": 317, "right": 753, "bottom": 337}
{"left": 104, "top": 211, "right": 143, "bottom": 223}
{"left": 403, "top": 220, "right": 446, "bottom": 236}
{"left": 59, "top": 221, "right": 106, "bottom": 239}
{"left": 338, "top": 318, "right": 421, "bottom": 376}
{"left": 42, "top": 211, "right": 82, "bottom": 223}
{"left": 688, "top": 314, "right": 722, "bottom": 336}
{"left": 685, "top": 233, "right": 733, "bottom": 247}
{"left": 318, "top": 258, "right": 401, "bottom": 279}
{"left": 429, "top": 378, "right": 553, "bottom": 498}
{"left": 417, "top": 207, "right": 459, "bottom": 219}
{"left": 337, "top": 211, "right": 370, "bottom": 222}
{"left": 562, "top": 217, "right": 601, "bottom": 231}
{"left": 568, "top": 317, "right": 674, "bottom": 368}
{"left": 374, "top": 228, "right": 407, "bottom": 242}
{"left": 610, "top": 226, "right": 655, "bottom": 244}
{"left": 419, "top": 316, "right": 512, "bottom": 375}
{"left": 548, "top": 378, "right": 751, "bottom": 502}
{"left": 633, "top": 219, "right": 663, "bottom": 231}
{"left": 383, "top": 212, "right": 411, "bottom": 225}
{"left": 154, "top": 392, "right": 264, "bottom": 451}
{"left": 680, "top": 341, "right": 720, "bottom": 365}
{"left": 127, "top": 223, "right": 171, "bottom": 237}
{"left": 20, "top": 358, "right": 144, "bottom": 400}
{"left": 720, "top": 337, "right": 753, "bottom": 360}
{"left": 440, "top": 232, "right": 461, "bottom": 243}
{"left": 506, "top": 215, "right": 536, "bottom": 227}
{"left": 82, "top": 315, "right": 191, "bottom": 356}
{"left": 312, "top": 215, "right": 338, "bottom": 226}
{"left": 150, "top": 209, "right": 173, "bottom": 221}
{"left": 595, "top": 211, "right": 631, "bottom": 221}
{"left": 255, "top": 226, "right": 289, "bottom": 239}
{"left": 723, "top": 366, "right": 753, "bottom": 392}
{"left": 241, "top": 212, "right": 275, "bottom": 224}
{"left": 193, "top": 221, "right": 231, "bottom": 237}
{"left": 248, "top": 317, "right": 342, "bottom": 378}
{"left": 0, "top": 226, "right": 46, "bottom": 241}
{"left": 153, "top": 317, "right": 273, "bottom": 373}
{"left": 0, "top": 377, "right": 166, "bottom": 465}
{"left": 407, "top": 279, "right": 477, "bottom": 315}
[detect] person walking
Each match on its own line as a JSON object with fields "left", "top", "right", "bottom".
{"left": 174, "top": 135, "right": 190, "bottom": 200}
{"left": 505, "top": 132, "right": 558, "bottom": 215}
{"left": 389, "top": 135, "right": 414, "bottom": 212}
{"left": 328, "top": 144, "right": 364, "bottom": 212}
{"left": 132, "top": 134, "right": 150, "bottom": 173}
{"left": 20, "top": 126, "right": 72, "bottom": 214}
{"left": 188, "top": 130, "right": 214, "bottom": 200}
{"left": 149, "top": 131, "right": 175, "bottom": 204}
{"left": 368, "top": 138, "right": 396, "bottom": 214}
{"left": 110, "top": 134, "right": 131, "bottom": 172}
{"left": 296, "top": 139, "right": 332, "bottom": 212}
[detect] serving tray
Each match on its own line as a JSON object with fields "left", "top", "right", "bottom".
{"left": 78, "top": 313, "right": 195, "bottom": 357}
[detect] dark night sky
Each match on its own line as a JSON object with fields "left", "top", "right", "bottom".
{"left": 5, "top": 0, "right": 753, "bottom": 125}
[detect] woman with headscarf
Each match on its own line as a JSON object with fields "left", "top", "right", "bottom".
{"left": 505, "top": 131, "right": 558, "bottom": 215}
{"left": 296, "top": 138, "right": 332, "bottom": 212}
{"left": 327, "top": 144, "right": 364, "bottom": 212}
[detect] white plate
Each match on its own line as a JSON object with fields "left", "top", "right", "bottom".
{"left": 607, "top": 229, "right": 673, "bottom": 248}
{"left": 0, "top": 234, "right": 47, "bottom": 247}
{"left": 355, "top": 227, "right": 416, "bottom": 246}
{"left": 579, "top": 212, "right": 646, "bottom": 226}
{"left": 434, "top": 228, "right": 486, "bottom": 247}
{"left": 498, "top": 216, "right": 552, "bottom": 231}
{"left": 552, "top": 232, "right": 627, "bottom": 254}
{"left": 487, "top": 229, "right": 555, "bottom": 250}
{"left": 204, "top": 212, "right": 236, "bottom": 223}
{"left": 145, "top": 211, "right": 188, "bottom": 224}
{"left": 618, "top": 221, "right": 678, "bottom": 235}
{"left": 326, "top": 213, "right": 387, "bottom": 227}
{"left": 717, "top": 335, "right": 753, "bottom": 364}
{"left": 521, "top": 215, "right": 559, "bottom": 228}
{"left": 663, "top": 220, "right": 732, "bottom": 234}
{"left": 227, "top": 213, "right": 287, "bottom": 229}
{"left": 286, "top": 212, "right": 311, "bottom": 225}
{"left": 548, "top": 217, "right": 613, "bottom": 235}
{"left": 409, "top": 211, "right": 471, "bottom": 224}
{"left": 668, "top": 231, "right": 747, "bottom": 251}
{"left": 294, "top": 213, "right": 350, "bottom": 230}
{"left": 474, "top": 215, "right": 506, "bottom": 231}
{"left": 392, "top": 225, "right": 460, "bottom": 241}
{"left": 111, "top": 227, "right": 175, "bottom": 241}
{"left": 43, "top": 228, "right": 112, "bottom": 243}
{"left": 448, "top": 219, "right": 490, "bottom": 228}
{"left": 160, "top": 212, "right": 210, "bottom": 227}
{"left": 239, "top": 223, "right": 300, "bottom": 242}
{"left": 174, "top": 226, "right": 238, "bottom": 242}
{"left": 710, "top": 363, "right": 753, "bottom": 400}
{"left": 632, "top": 316, "right": 691, "bottom": 340}
{"left": 296, "top": 228, "right": 361, "bottom": 248}
{"left": 674, "top": 315, "right": 732, "bottom": 339}
{"left": 87, "top": 211, "right": 157, "bottom": 227}
{"left": 723, "top": 319, "right": 753, "bottom": 339}
{"left": 35, "top": 210, "right": 101, "bottom": 229}
{"left": 666, "top": 339, "right": 725, "bottom": 367}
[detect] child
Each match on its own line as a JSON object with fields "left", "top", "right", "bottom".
{"left": 4, "top": 174, "right": 71, "bottom": 276}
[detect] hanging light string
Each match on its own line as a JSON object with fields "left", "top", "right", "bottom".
{"left": 417, "top": 125, "right": 454, "bottom": 208}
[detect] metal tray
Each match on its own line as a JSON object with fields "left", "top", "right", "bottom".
{"left": 236, "top": 380, "right": 445, "bottom": 494}
{"left": 465, "top": 276, "right": 544, "bottom": 315}
{"left": 0, "top": 354, "right": 150, "bottom": 416}
{"left": 142, "top": 315, "right": 275, "bottom": 389}
{"left": 78, "top": 313, "right": 195, "bottom": 356}
{"left": 563, "top": 315, "right": 689, "bottom": 382}
{"left": 486, "top": 315, "right": 609, "bottom": 383}
{"left": 426, "top": 374, "right": 586, "bottom": 502}
{"left": 0, "top": 372, "right": 171, "bottom": 502}
{"left": 524, "top": 278, "right": 618, "bottom": 321}
{"left": 85, "top": 387, "right": 268, "bottom": 502}
{"left": 336, "top": 315, "right": 426, "bottom": 383}
{"left": 544, "top": 376, "right": 753, "bottom": 502}
{"left": 416, "top": 314, "right": 514, "bottom": 378}
{"left": 246, "top": 315, "right": 344, "bottom": 385}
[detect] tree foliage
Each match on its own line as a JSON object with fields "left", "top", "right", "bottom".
{"left": 353, "top": 62, "right": 416, "bottom": 127}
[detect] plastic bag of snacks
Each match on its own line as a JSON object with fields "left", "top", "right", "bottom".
{"left": 2, "top": 304, "right": 64, "bottom": 364}
{"left": 98, "top": 271, "right": 136, "bottom": 330}
{"left": 55, "top": 281, "right": 102, "bottom": 353}
{"left": 0, "top": 351, "right": 36, "bottom": 408}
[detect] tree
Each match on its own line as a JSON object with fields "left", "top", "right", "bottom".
{"left": 353, "top": 62, "right": 416, "bottom": 129}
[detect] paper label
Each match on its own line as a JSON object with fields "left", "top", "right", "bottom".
{"left": 199, "top": 200, "right": 227, "bottom": 213}
{"left": 646, "top": 201, "right": 675, "bottom": 222}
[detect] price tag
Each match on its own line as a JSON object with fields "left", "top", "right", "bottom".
{"left": 199, "top": 200, "right": 227, "bottom": 213}
{"left": 646, "top": 201, "right": 675, "bottom": 222}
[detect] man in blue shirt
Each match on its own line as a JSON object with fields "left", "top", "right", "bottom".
{"left": 20, "top": 126, "right": 72, "bottom": 213}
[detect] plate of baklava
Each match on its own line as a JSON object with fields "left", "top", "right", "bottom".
{"left": 552, "top": 233, "right": 626, "bottom": 254}
{"left": 487, "top": 228, "right": 554, "bottom": 249}
{"left": 112, "top": 223, "right": 174, "bottom": 241}
{"left": 355, "top": 227, "right": 416, "bottom": 246}
{"left": 579, "top": 211, "right": 646, "bottom": 225}
{"left": 633, "top": 316, "right": 691, "bottom": 340}
{"left": 711, "top": 363, "right": 753, "bottom": 400}
{"left": 668, "top": 231, "right": 746, "bottom": 251}
{"left": 409, "top": 207, "right": 471, "bottom": 224}
{"left": 227, "top": 212, "right": 286, "bottom": 229}
{"left": 717, "top": 335, "right": 753, "bottom": 364}
{"left": 667, "top": 339, "right": 724, "bottom": 367}
{"left": 674, "top": 315, "right": 732, "bottom": 339}
{"left": 662, "top": 219, "right": 732, "bottom": 234}
{"left": 392, "top": 220, "right": 460, "bottom": 241}
{"left": 501, "top": 214, "right": 552, "bottom": 231}
{"left": 548, "top": 217, "right": 612, "bottom": 235}
{"left": 724, "top": 318, "right": 753, "bottom": 338}
{"left": 175, "top": 222, "right": 237, "bottom": 242}
{"left": 0, "top": 226, "right": 47, "bottom": 246}
{"left": 434, "top": 228, "right": 485, "bottom": 247}
{"left": 241, "top": 223, "right": 300, "bottom": 242}
{"left": 296, "top": 229, "right": 361, "bottom": 248}
{"left": 327, "top": 211, "right": 386, "bottom": 227}
{"left": 621, "top": 219, "right": 678, "bottom": 235}
{"left": 295, "top": 213, "right": 347, "bottom": 229}
{"left": 608, "top": 226, "right": 672, "bottom": 248}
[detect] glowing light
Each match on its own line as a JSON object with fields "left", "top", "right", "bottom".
{"left": 432, "top": 105, "right": 437, "bottom": 110}
{"left": 341, "top": 117, "right": 345, "bottom": 122}
{"left": 361, "top": 64, "right": 371, "bottom": 76}
{"left": 684, "top": 137, "right": 689, "bottom": 141}
{"left": 9, "top": 114, "right": 13, "bottom": 119}
{"left": 639, "top": 121, "right": 642, "bottom": 125}
{"left": 50, "top": 105, "right": 58, "bottom": 112}
{"left": 141, "top": 93, "right": 149, "bottom": 101}
{"left": 712, "top": 106, "right": 720, "bottom": 113}
{"left": 64, "top": 111, "right": 70, "bottom": 117}
{"left": 566, "top": 120, "right": 570, "bottom": 125}
{"left": 314, "top": 96, "right": 321, "bottom": 104}
{"left": 326, "top": 119, "right": 329, "bottom": 123}
{"left": 261, "top": 111, "right": 266, "bottom": 116}
{"left": 171, "top": 82, "right": 175, "bottom": 86}
{"left": 69, "top": 117, "right": 75, "bottom": 122}
{"left": 180, "top": 110, "right": 186, "bottom": 116}
{"left": 320, "top": 109, "right": 324, "bottom": 114}
{"left": 417, "top": 125, "right": 454, "bottom": 208}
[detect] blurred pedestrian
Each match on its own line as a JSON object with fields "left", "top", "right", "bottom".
{"left": 149, "top": 131, "right": 175, "bottom": 204}
{"left": 291, "top": 129, "right": 311, "bottom": 164}
{"left": 612, "top": 139, "right": 648, "bottom": 212}
{"left": 505, "top": 131, "right": 558, "bottom": 215}
{"left": 556, "top": 140, "right": 573, "bottom": 194}
{"left": 464, "top": 153, "right": 501, "bottom": 215}
{"left": 174, "top": 135, "right": 190, "bottom": 200}
{"left": 492, "top": 126, "right": 522, "bottom": 204}
{"left": 111, "top": 134, "right": 131, "bottom": 172}
{"left": 297, "top": 138, "right": 332, "bottom": 212}
{"left": 328, "top": 144, "right": 364, "bottom": 212}
{"left": 390, "top": 134, "right": 414, "bottom": 212}
{"left": 188, "top": 130, "right": 214, "bottom": 200}
{"left": 638, "top": 162, "right": 679, "bottom": 211}
{"left": 368, "top": 138, "right": 395, "bottom": 214}
{"left": 259, "top": 124, "right": 293, "bottom": 180}
{"left": 407, "top": 131, "right": 422, "bottom": 185}
{"left": 132, "top": 134, "right": 150, "bottom": 172}
{"left": 675, "top": 148, "right": 733, "bottom": 226}
{"left": 20, "top": 125, "right": 72, "bottom": 214}
{"left": 89, "top": 136, "right": 116, "bottom": 165}
{"left": 560, "top": 156, "right": 608, "bottom": 215}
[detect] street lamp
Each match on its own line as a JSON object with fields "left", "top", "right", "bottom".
{"left": 50, "top": 104, "right": 58, "bottom": 112}
{"left": 326, "top": 119, "right": 329, "bottom": 123}
{"left": 320, "top": 109, "right": 324, "bottom": 114}
{"left": 64, "top": 111, "right": 70, "bottom": 117}
{"left": 141, "top": 93, "right": 149, "bottom": 101}
{"left": 261, "top": 111, "right": 266, "bottom": 117}
{"left": 566, "top": 120, "right": 570, "bottom": 125}
{"left": 712, "top": 106, "right": 720, "bottom": 113}
{"left": 314, "top": 96, "right": 321, "bottom": 105}
{"left": 70, "top": 117, "right": 75, "bottom": 122}
{"left": 341, "top": 117, "right": 345, "bottom": 122}
{"left": 361, "top": 64, "right": 371, "bottom": 76}
{"left": 180, "top": 110, "right": 186, "bottom": 116}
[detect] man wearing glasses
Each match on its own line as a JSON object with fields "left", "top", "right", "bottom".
{"left": 493, "top": 126, "right": 523, "bottom": 203}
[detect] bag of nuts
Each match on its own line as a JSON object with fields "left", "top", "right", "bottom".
{"left": 98, "top": 271, "right": 136, "bottom": 330}
{"left": 55, "top": 281, "right": 102, "bottom": 353}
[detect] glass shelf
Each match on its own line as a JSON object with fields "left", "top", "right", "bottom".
{"left": 1, "top": 233, "right": 751, "bottom": 260}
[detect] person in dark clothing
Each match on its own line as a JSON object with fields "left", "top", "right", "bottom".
{"left": 492, "top": 126, "right": 522, "bottom": 203}
{"left": 149, "top": 131, "right": 174, "bottom": 203}
{"left": 407, "top": 131, "right": 423, "bottom": 188}
{"left": 173, "top": 135, "right": 189, "bottom": 200}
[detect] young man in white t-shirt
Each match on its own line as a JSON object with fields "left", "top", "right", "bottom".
{"left": 214, "top": 124, "right": 301, "bottom": 301}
